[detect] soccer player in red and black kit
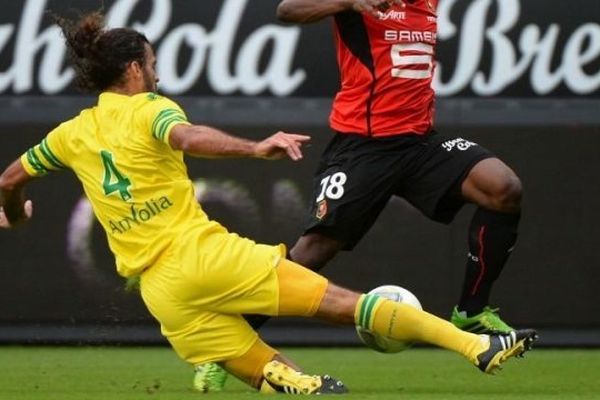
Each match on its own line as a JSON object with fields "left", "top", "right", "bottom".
{"left": 193, "top": 0, "right": 534, "bottom": 391}
{"left": 278, "top": 0, "right": 524, "bottom": 334}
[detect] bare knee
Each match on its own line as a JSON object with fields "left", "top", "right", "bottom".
{"left": 493, "top": 175, "right": 522, "bottom": 211}
{"left": 463, "top": 159, "right": 523, "bottom": 213}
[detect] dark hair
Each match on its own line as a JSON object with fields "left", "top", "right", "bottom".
{"left": 54, "top": 12, "right": 150, "bottom": 92}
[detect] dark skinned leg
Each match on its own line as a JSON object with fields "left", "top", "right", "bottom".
{"left": 458, "top": 158, "right": 522, "bottom": 314}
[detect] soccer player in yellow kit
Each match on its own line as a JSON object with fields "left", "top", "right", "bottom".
{"left": 0, "top": 11, "right": 537, "bottom": 394}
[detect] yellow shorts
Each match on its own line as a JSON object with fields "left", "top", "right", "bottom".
{"left": 140, "top": 227, "right": 328, "bottom": 365}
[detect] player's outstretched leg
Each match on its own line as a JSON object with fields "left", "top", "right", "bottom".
{"left": 262, "top": 360, "right": 348, "bottom": 394}
{"left": 352, "top": 293, "right": 538, "bottom": 374}
{"left": 215, "top": 338, "right": 347, "bottom": 394}
{"left": 475, "top": 329, "right": 538, "bottom": 374}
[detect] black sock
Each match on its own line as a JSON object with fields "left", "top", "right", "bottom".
{"left": 458, "top": 208, "right": 520, "bottom": 315}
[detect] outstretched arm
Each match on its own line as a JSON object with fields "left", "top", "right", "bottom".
{"left": 168, "top": 124, "right": 311, "bottom": 161}
{"left": 276, "top": 0, "right": 407, "bottom": 23}
{"left": 0, "top": 159, "right": 34, "bottom": 228}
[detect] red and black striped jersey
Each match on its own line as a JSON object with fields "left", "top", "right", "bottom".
{"left": 330, "top": 0, "right": 438, "bottom": 137}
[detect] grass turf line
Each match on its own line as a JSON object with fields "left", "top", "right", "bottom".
{"left": 0, "top": 347, "right": 598, "bottom": 399}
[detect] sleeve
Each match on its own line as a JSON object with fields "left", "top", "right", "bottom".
{"left": 139, "top": 95, "right": 191, "bottom": 145}
{"left": 20, "top": 123, "right": 70, "bottom": 177}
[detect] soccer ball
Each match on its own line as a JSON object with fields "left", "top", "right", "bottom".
{"left": 355, "top": 285, "right": 423, "bottom": 353}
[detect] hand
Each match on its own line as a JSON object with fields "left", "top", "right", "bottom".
{"left": 254, "top": 131, "right": 311, "bottom": 161}
{"left": 0, "top": 199, "right": 33, "bottom": 228}
{"left": 352, "top": 0, "right": 407, "bottom": 16}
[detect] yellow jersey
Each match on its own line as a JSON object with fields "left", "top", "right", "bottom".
{"left": 21, "top": 92, "right": 226, "bottom": 277}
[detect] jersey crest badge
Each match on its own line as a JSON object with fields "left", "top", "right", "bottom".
{"left": 316, "top": 200, "right": 328, "bottom": 220}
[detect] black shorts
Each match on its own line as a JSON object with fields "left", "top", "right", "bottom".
{"left": 303, "top": 131, "right": 494, "bottom": 249}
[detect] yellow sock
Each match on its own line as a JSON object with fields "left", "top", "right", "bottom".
{"left": 223, "top": 338, "right": 279, "bottom": 389}
{"left": 355, "top": 294, "right": 487, "bottom": 362}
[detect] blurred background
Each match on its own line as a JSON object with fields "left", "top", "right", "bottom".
{"left": 0, "top": 0, "right": 598, "bottom": 347}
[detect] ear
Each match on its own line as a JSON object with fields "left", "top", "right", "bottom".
{"left": 126, "top": 60, "right": 143, "bottom": 80}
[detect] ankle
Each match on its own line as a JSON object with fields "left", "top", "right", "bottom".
{"left": 465, "top": 334, "right": 490, "bottom": 363}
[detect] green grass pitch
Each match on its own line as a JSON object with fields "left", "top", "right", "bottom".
{"left": 0, "top": 347, "right": 598, "bottom": 399}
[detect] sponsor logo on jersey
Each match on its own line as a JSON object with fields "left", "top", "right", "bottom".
{"left": 316, "top": 199, "right": 328, "bottom": 220}
{"left": 384, "top": 30, "right": 436, "bottom": 44}
{"left": 441, "top": 138, "right": 477, "bottom": 152}
{"left": 377, "top": 10, "right": 407, "bottom": 21}
{"left": 109, "top": 196, "right": 174, "bottom": 234}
